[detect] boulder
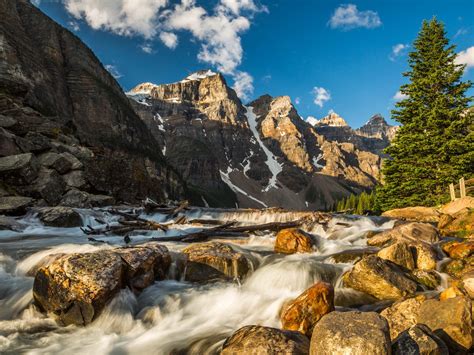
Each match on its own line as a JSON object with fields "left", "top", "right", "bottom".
{"left": 37, "top": 152, "right": 73, "bottom": 174}
{"left": 0, "top": 128, "right": 21, "bottom": 157}
{"left": 380, "top": 295, "right": 427, "bottom": 340}
{"left": 32, "top": 168, "right": 66, "bottom": 205}
{"left": 330, "top": 247, "right": 378, "bottom": 263}
{"left": 439, "top": 209, "right": 474, "bottom": 239}
{"left": 0, "top": 196, "right": 34, "bottom": 215}
{"left": 377, "top": 241, "right": 415, "bottom": 270}
{"left": 417, "top": 296, "right": 472, "bottom": 351}
{"left": 443, "top": 257, "right": 474, "bottom": 279}
{"left": 37, "top": 207, "right": 82, "bottom": 227}
{"left": 182, "top": 242, "right": 251, "bottom": 282}
{"left": 15, "top": 132, "right": 51, "bottom": 153}
{"left": 274, "top": 228, "right": 318, "bottom": 254}
{"left": 33, "top": 244, "right": 171, "bottom": 326}
{"left": 221, "top": 325, "right": 310, "bottom": 355}
{"left": 61, "top": 152, "right": 83, "bottom": 170}
{"left": 392, "top": 324, "right": 448, "bottom": 355}
{"left": 343, "top": 255, "right": 419, "bottom": 300}
{"left": 310, "top": 311, "right": 391, "bottom": 355}
{"left": 59, "top": 189, "right": 114, "bottom": 208}
{"left": 0, "top": 215, "right": 24, "bottom": 231}
{"left": 411, "top": 269, "right": 441, "bottom": 289}
{"left": 367, "top": 222, "right": 440, "bottom": 247}
{"left": 461, "top": 272, "right": 474, "bottom": 299}
{"left": 442, "top": 240, "right": 474, "bottom": 259}
{"left": 440, "top": 197, "right": 474, "bottom": 215}
{"left": 382, "top": 206, "right": 440, "bottom": 223}
{"left": 281, "top": 282, "right": 335, "bottom": 337}
{"left": 0, "top": 115, "right": 17, "bottom": 128}
{"left": 368, "top": 223, "right": 439, "bottom": 270}
{"left": 0, "top": 153, "right": 38, "bottom": 184}
{"left": 62, "top": 170, "right": 88, "bottom": 189}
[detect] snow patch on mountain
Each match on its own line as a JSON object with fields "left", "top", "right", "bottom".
{"left": 245, "top": 106, "right": 282, "bottom": 192}
{"left": 181, "top": 70, "right": 217, "bottom": 83}
{"left": 312, "top": 153, "right": 324, "bottom": 169}
{"left": 220, "top": 167, "right": 268, "bottom": 207}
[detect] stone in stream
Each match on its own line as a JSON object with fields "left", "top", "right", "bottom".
{"left": 382, "top": 206, "right": 440, "bottom": 223}
{"left": 377, "top": 241, "right": 416, "bottom": 270}
{"left": 221, "top": 325, "right": 310, "bottom": 355}
{"left": 392, "top": 324, "right": 449, "bottom": 355}
{"left": 281, "top": 282, "right": 335, "bottom": 337}
{"left": 37, "top": 206, "right": 82, "bottom": 227}
{"left": 411, "top": 269, "right": 441, "bottom": 289}
{"left": 417, "top": 295, "right": 472, "bottom": 351}
{"left": 442, "top": 240, "right": 474, "bottom": 259}
{"left": 343, "top": 255, "right": 419, "bottom": 300}
{"left": 182, "top": 242, "right": 251, "bottom": 282}
{"left": 367, "top": 222, "right": 439, "bottom": 270}
{"left": 33, "top": 244, "right": 171, "bottom": 326}
{"left": 309, "top": 311, "right": 391, "bottom": 355}
{"left": 380, "top": 295, "right": 427, "bottom": 340}
{"left": 274, "top": 228, "right": 318, "bottom": 254}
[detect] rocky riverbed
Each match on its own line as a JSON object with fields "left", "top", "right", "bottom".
{"left": 0, "top": 198, "right": 473, "bottom": 354}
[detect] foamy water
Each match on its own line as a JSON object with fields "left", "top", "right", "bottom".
{"left": 0, "top": 207, "right": 396, "bottom": 354}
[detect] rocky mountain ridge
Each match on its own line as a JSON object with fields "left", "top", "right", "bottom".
{"left": 0, "top": 0, "right": 184, "bottom": 213}
{"left": 128, "top": 72, "right": 398, "bottom": 210}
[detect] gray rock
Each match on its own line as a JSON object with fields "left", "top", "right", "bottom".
{"left": 0, "top": 215, "right": 24, "bottom": 231}
{"left": 59, "top": 189, "right": 114, "bottom": 208}
{"left": 392, "top": 324, "right": 448, "bottom": 355}
{"left": 222, "top": 325, "right": 310, "bottom": 355}
{"left": 15, "top": 132, "right": 51, "bottom": 153}
{"left": 310, "top": 311, "right": 391, "bottom": 355}
{"left": 61, "top": 152, "right": 83, "bottom": 170}
{"left": 62, "top": 170, "right": 88, "bottom": 189}
{"left": 0, "top": 196, "right": 34, "bottom": 215}
{"left": 0, "top": 153, "right": 38, "bottom": 184}
{"left": 0, "top": 128, "right": 21, "bottom": 157}
{"left": 37, "top": 152, "right": 73, "bottom": 174}
{"left": 37, "top": 207, "right": 82, "bottom": 227}
{"left": 0, "top": 115, "right": 17, "bottom": 128}
{"left": 33, "top": 168, "right": 66, "bottom": 205}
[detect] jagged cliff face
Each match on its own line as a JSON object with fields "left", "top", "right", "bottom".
{"left": 130, "top": 75, "right": 387, "bottom": 210}
{"left": 0, "top": 0, "right": 184, "bottom": 207}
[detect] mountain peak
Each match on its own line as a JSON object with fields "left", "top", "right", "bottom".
{"left": 314, "top": 112, "right": 348, "bottom": 127}
{"left": 180, "top": 69, "right": 218, "bottom": 83}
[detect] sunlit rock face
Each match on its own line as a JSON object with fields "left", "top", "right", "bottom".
{"left": 129, "top": 74, "right": 392, "bottom": 209}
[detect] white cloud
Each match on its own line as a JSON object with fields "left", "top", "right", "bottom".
{"left": 390, "top": 43, "right": 409, "bottom": 61}
{"left": 159, "top": 32, "right": 178, "bottom": 49}
{"left": 64, "top": 0, "right": 168, "bottom": 39}
{"left": 454, "top": 28, "right": 468, "bottom": 38}
{"left": 329, "top": 4, "right": 381, "bottom": 30}
{"left": 62, "top": 0, "right": 264, "bottom": 100}
{"left": 294, "top": 97, "right": 301, "bottom": 105}
{"left": 312, "top": 87, "right": 331, "bottom": 108}
{"left": 455, "top": 46, "right": 474, "bottom": 71}
{"left": 140, "top": 43, "right": 154, "bottom": 54}
{"left": 232, "top": 71, "right": 253, "bottom": 101}
{"left": 393, "top": 90, "right": 408, "bottom": 101}
{"left": 105, "top": 64, "right": 123, "bottom": 79}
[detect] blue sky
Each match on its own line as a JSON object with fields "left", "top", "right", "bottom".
{"left": 35, "top": 0, "right": 474, "bottom": 128}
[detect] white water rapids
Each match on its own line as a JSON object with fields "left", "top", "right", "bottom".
{"left": 0, "top": 207, "right": 396, "bottom": 354}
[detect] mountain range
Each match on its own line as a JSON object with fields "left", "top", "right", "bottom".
{"left": 0, "top": 1, "right": 397, "bottom": 212}
{"left": 128, "top": 70, "right": 398, "bottom": 209}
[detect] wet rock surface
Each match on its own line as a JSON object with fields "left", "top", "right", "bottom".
{"left": 221, "top": 325, "right": 310, "bottom": 355}
{"left": 37, "top": 206, "right": 82, "bottom": 227}
{"left": 275, "top": 228, "right": 318, "bottom": 254}
{"left": 182, "top": 242, "right": 251, "bottom": 282}
{"left": 33, "top": 244, "right": 171, "bottom": 326}
{"left": 281, "top": 282, "right": 335, "bottom": 337}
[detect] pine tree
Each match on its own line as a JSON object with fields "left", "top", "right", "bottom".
{"left": 377, "top": 18, "right": 474, "bottom": 211}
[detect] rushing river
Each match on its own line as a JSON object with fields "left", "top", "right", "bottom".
{"left": 0, "top": 207, "right": 396, "bottom": 354}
